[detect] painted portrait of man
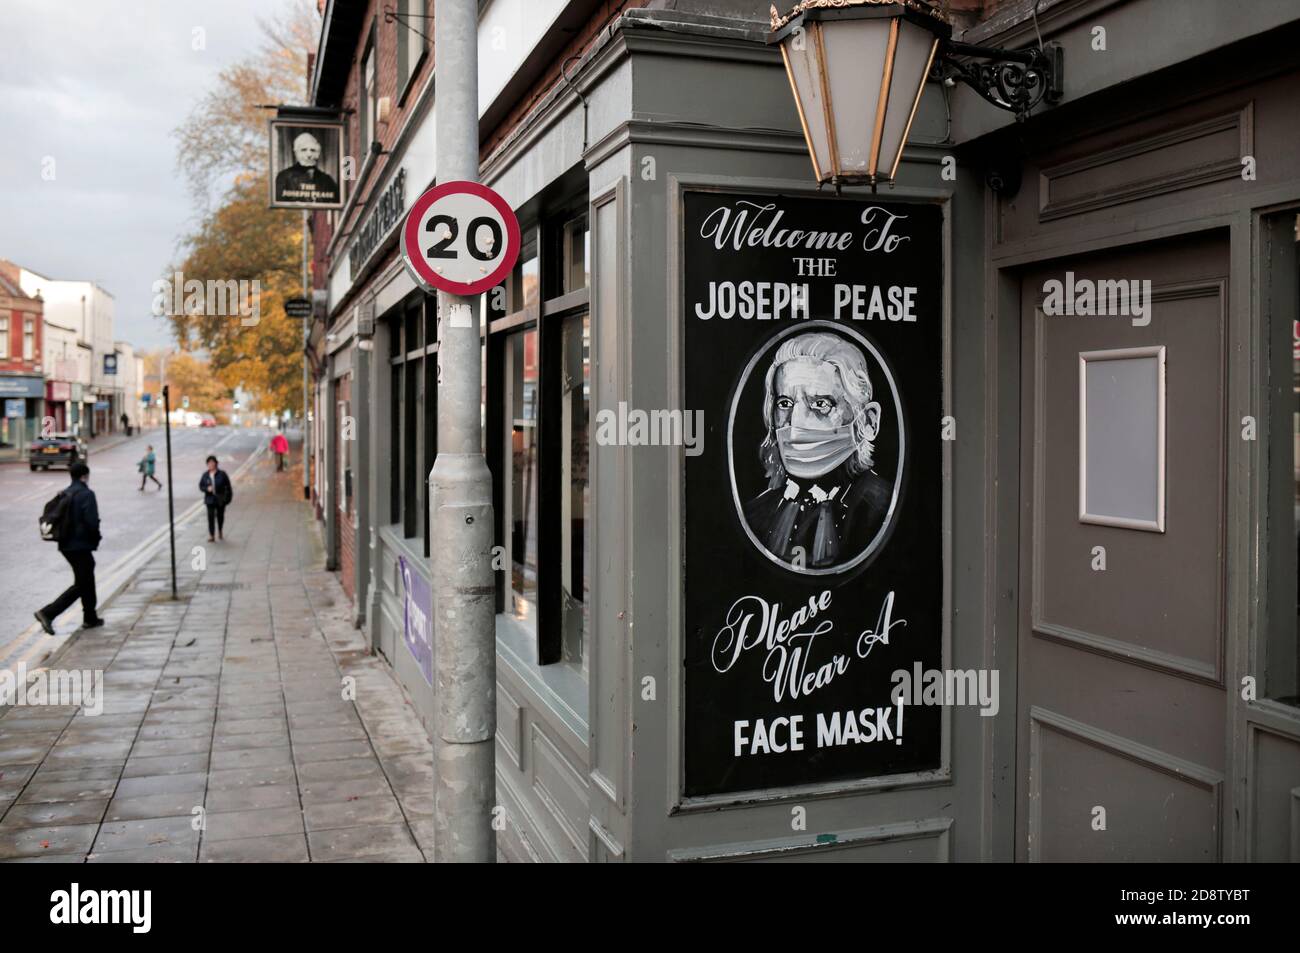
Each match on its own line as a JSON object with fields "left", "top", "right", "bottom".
{"left": 739, "top": 329, "right": 898, "bottom": 572}
{"left": 274, "top": 130, "right": 340, "bottom": 205}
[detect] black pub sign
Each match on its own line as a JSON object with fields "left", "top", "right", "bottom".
{"left": 683, "top": 190, "right": 943, "bottom": 797}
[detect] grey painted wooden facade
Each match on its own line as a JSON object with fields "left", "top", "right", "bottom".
{"left": 323, "top": 0, "right": 1300, "bottom": 861}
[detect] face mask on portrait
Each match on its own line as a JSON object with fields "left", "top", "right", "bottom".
{"left": 776, "top": 423, "right": 856, "bottom": 479}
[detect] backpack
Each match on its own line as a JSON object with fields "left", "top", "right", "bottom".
{"left": 39, "top": 489, "right": 72, "bottom": 543}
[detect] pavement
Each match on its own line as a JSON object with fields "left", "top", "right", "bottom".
{"left": 0, "top": 425, "right": 269, "bottom": 668}
{"left": 0, "top": 442, "right": 436, "bottom": 862}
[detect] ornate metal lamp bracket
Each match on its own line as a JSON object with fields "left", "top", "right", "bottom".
{"left": 933, "top": 40, "right": 1063, "bottom": 121}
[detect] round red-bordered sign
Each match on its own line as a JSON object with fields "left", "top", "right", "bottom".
{"left": 401, "top": 180, "right": 521, "bottom": 296}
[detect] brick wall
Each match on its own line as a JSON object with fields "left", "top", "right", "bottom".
{"left": 0, "top": 260, "right": 44, "bottom": 374}
{"left": 321, "top": 0, "right": 434, "bottom": 276}
{"left": 480, "top": 0, "right": 648, "bottom": 162}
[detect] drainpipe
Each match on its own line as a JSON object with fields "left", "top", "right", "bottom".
{"left": 303, "top": 210, "right": 312, "bottom": 501}
{"left": 430, "top": 0, "right": 497, "bottom": 863}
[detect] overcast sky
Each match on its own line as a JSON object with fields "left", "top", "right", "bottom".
{"left": 0, "top": 0, "right": 289, "bottom": 351}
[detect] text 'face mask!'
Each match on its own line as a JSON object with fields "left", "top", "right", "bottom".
{"left": 777, "top": 424, "right": 856, "bottom": 479}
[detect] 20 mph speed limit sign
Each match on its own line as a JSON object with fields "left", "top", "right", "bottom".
{"left": 401, "top": 180, "right": 521, "bottom": 296}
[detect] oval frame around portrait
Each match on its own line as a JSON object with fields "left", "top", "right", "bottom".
{"left": 726, "top": 319, "right": 906, "bottom": 576}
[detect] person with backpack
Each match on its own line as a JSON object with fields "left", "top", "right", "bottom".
{"left": 34, "top": 461, "right": 104, "bottom": 634}
{"left": 137, "top": 445, "right": 162, "bottom": 490}
{"left": 199, "top": 455, "right": 233, "bottom": 541}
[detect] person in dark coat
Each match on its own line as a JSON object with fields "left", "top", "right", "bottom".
{"left": 34, "top": 461, "right": 104, "bottom": 633}
{"left": 199, "top": 455, "right": 233, "bottom": 541}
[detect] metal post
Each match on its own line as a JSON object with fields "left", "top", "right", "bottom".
{"left": 431, "top": 0, "right": 496, "bottom": 863}
{"left": 162, "top": 385, "right": 177, "bottom": 600}
{"left": 302, "top": 210, "right": 312, "bottom": 501}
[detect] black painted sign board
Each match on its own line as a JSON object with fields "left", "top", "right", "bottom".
{"left": 683, "top": 190, "right": 944, "bottom": 797}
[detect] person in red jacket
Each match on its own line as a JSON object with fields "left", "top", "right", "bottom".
{"left": 270, "top": 431, "right": 289, "bottom": 471}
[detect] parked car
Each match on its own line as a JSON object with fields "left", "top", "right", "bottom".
{"left": 200, "top": 413, "right": 217, "bottom": 427}
{"left": 184, "top": 411, "right": 203, "bottom": 428}
{"left": 29, "top": 433, "right": 89, "bottom": 471}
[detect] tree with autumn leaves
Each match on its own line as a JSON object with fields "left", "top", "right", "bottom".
{"left": 163, "top": 2, "right": 319, "bottom": 417}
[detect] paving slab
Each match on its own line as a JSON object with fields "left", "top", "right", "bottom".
{"left": 205, "top": 782, "right": 299, "bottom": 814}
{"left": 0, "top": 452, "right": 433, "bottom": 863}
{"left": 200, "top": 832, "right": 310, "bottom": 863}
{"left": 0, "top": 822, "right": 99, "bottom": 860}
{"left": 0, "top": 799, "right": 109, "bottom": 829}
{"left": 306, "top": 823, "right": 420, "bottom": 862}
{"left": 202, "top": 806, "right": 304, "bottom": 842}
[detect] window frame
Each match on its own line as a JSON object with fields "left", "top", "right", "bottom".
{"left": 360, "top": 27, "right": 377, "bottom": 160}
{"left": 486, "top": 197, "right": 592, "bottom": 670}
{"left": 395, "top": 0, "right": 429, "bottom": 105}
{"left": 388, "top": 294, "right": 436, "bottom": 544}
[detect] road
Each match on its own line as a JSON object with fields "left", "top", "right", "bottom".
{"left": 0, "top": 425, "right": 271, "bottom": 658}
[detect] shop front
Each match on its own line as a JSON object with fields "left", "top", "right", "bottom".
{"left": 310, "top": 0, "right": 1299, "bottom": 861}
{"left": 0, "top": 374, "right": 44, "bottom": 460}
{"left": 45, "top": 380, "right": 72, "bottom": 432}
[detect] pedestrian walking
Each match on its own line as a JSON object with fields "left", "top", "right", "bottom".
{"left": 200, "top": 454, "right": 233, "bottom": 541}
{"left": 34, "top": 461, "right": 104, "bottom": 634}
{"left": 137, "top": 444, "right": 162, "bottom": 490}
{"left": 270, "top": 431, "right": 289, "bottom": 471}
{"left": 120, "top": 411, "right": 131, "bottom": 437}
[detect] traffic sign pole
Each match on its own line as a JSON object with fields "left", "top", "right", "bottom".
{"left": 404, "top": 0, "right": 522, "bottom": 865}
{"left": 162, "top": 385, "right": 177, "bottom": 600}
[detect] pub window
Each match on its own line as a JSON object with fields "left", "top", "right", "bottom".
{"left": 559, "top": 314, "right": 591, "bottom": 664}
{"left": 389, "top": 351, "right": 401, "bottom": 525}
{"left": 361, "top": 34, "right": 377, "bottom": 158}
{"left": 23, "top": 317, "right": 35, "bottom": 360}
{"left": 0, "top": 316, "right": 8, "bottom": 359}
{"left": 511, "top": 239, "right": 540, "bottom": 313}
{"left": 505, "top": 328, "right": 540, "bottom": 628}
{"left": 488, "top": 197, "right": 591, "bottom": 671}
{"left": 395, "top": 0, "right": 427, "bottom": 101}
{"left": 388, "top": 295, "right": 435, "bottom": 545}
{"left": 422, "top": 311, "right": 437, "bottom": 558}
{"left": 337, "top": 389, "right": 351, "bottom": 517}
{"left": 563, "top": 214, "right": 590, "bottom": 293}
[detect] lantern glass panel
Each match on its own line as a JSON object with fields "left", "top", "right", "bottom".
{"left": 879, "top": 23, "right": 937, "bottom": 180}
{"left": 822, "top": 17, "right": 894, "bottom": 178}
{"left": 783, "top": 30, "right": 832, "bottom": 180}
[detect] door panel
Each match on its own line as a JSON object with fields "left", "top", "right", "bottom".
{"left": 1016, "top": 232, "right": 1229, "bottom": 861}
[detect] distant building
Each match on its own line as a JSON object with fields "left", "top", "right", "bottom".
{"left": 15, "top": 266, "right": 117, "bottom": 438}
{"left": 114, "top": 340, "right": 142, "bottom": 431}
{"left": 0, "top": 260, "right": 45, "bottom": 459}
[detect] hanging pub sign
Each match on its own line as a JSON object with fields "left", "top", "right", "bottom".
{"left": 268, "top": 114, "right": 345, "bottom": 210}
{"left": 683, "top": 190, "right": 944, "bottom": 798}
